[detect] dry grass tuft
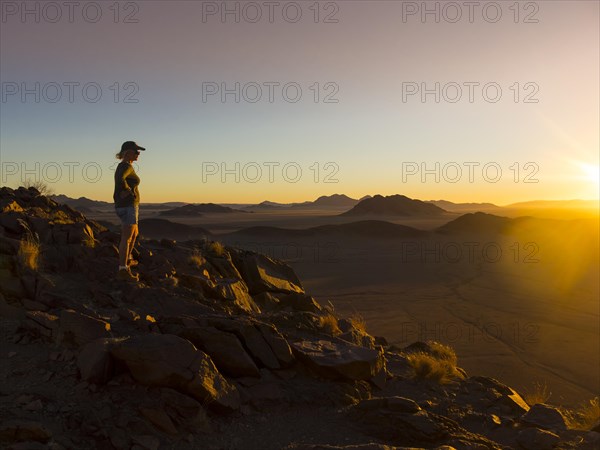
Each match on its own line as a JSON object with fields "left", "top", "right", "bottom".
{"left": 524, "top": 381, "right": 552, "bottom": 405}
{"left": 49, "top": 210, "right": 73, "bottom": 225}
{"left": 426, "top": 341, "right": 458, "bottom": 364}
{"left": 561, "top": 397, "right": 600, "bottom": 430}
{"left": 206, "top": 241, "right": 225, "bottom": 257}
{"left": 82, "top": 234, "right": 96, "bottom": 248}
{"left": 17, "top": 220, "right": 40, "bottom": 271}
{"left": 323, "top": 300, "right": 336, "bottom": 316}
{"left": 318, "top": 314, "right": 342, "bottom": 336}
{"left": 349, "top": 312, "right": 367, "bottom": 333}
{"left": 188, "top": 248, "right": 206, "bottom": 269}
{"left": 406, "top": 341, "right": 459, "bottom": 384}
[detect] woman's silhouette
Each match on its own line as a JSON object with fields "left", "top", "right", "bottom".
{"left": 113, "top": 141, "right": 145, "bottom": 281}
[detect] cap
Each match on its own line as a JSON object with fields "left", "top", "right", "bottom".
{"left": 121, "top": 141, "right": 146, "bottom": 152}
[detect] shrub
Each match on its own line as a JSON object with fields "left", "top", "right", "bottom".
{"left": 23, "top": 179, "right": 54, "bottom": 196}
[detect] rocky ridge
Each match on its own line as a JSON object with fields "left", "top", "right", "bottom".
{"left": 0, "top": 186, "right": 598, "bottom": 450}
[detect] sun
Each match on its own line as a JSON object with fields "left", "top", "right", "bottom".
{"left": 579, "top": 163, "right": 600, "bottom": 186}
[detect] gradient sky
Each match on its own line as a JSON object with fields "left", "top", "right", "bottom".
{"left": 1, "top": 0, "right": 598, "bottom": 204}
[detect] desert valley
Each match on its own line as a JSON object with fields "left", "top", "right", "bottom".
{"left": 63, "top": 192, "right": 600, "bottom": 407}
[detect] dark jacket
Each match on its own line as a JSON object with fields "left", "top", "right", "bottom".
{"left": 113, "top": 161, "right": 140, "bottom": 207}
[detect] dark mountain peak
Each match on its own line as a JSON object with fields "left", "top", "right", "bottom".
{"left": 436, "top": 212, "right": 512, "bottom": 234}
{"left": 341, "top": 194, "right": 446, "bottom": 216}
{"left": 312, "top": 194, "right": 359, "bottom": 207}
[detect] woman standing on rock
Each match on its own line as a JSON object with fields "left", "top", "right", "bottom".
{"left": 113, "top": 141, "right": 145, "bottom": 281}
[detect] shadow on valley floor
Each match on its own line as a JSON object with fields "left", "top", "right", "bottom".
{"left": 219, "top": 217, "right": 600, "bottom": 407}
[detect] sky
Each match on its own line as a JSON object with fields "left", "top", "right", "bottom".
{"left": 1, "top": 0, "right": 598, "bottom": 204}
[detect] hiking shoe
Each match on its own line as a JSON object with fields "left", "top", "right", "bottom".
{"left": 117, "top": 268, "right": 139, "bottom": 282}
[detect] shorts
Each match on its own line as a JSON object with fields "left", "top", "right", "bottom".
{"left": 115, "top": 205, "right": 139, "bottom": 225}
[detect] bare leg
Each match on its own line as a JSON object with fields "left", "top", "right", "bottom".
{"left": 119, "top": 224, "right": 136, "bottom": 267}
{"left": 127, "top": 225, "right": 139, "bottom": 264}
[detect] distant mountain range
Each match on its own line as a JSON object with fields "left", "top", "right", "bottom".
{"left": 294, "top": 194, "right": 361, "bottom": 208}
{"left": 341, "top": 194, "right": 447, "bottom": 217}
{"left": 244, "top": 194, "right": 364, "bottom": 210}
{"left": 50, "top": 195, "right": 110, "bottom": 212}
{"left": 51, "top": 194, "right": 187, "bottom": 212}
{"left": 244, "top": 201, "right": 288, "bottom": 210}
{"left": 426, "top": 200, "right": 502, "bottom": 213}
{"left": 504, "top": 199, "right": 599, "bottom": 210}
{"left": 160, "top": 203, "right": 247, "bottom": 216}
{"left": 50, "top": 193, "right": 597, "bottom": 217}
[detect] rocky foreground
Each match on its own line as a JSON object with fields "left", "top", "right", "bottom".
{"left": 0, "top": 186, "right": 598, "bottom": 450}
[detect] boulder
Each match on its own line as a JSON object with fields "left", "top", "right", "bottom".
{"left": 285, "top": 446, "right": 404, "bottom": 450}
{"left": 497, "top": 389, "right": 531, "bottom": 415}
{"left": 256, "top": 323, "right": 294, "bottom": 367}
{"left": 0, "top": 235, "right": 20, "bottom": 255}
{"left": 95, "top": 242, "right": 119, "bottom": 258}
{"left": 0, "top": 211, "right": 26, "bottom": 235}
{"left": 66, "top": 222, "right": 95, "bottom": 245}
{"left": 0, "top": 293, "right": 25, "bottom": 320}
{"left": 24, "top": 311, "right": 59, "bottom": 339}
{"left": 237, "top": 323, "right": 281, "bottom": 369}
{"left": 110, "top": 334, "right": 240, "bottom": 412}
{"left": 291, "top": 339, "right": 385, "bottom": 382}
{"left": 177, "top": 273, "right": 213, "bottom": 292}
{"left": 207, "top": 253, "right": 243, "bottom": 279}
{"left": 139, "top": 407, "right": 178, "bottom": 435}
{"left": 0, "top": 254, "right": 15, "bottom": 271}
{"left": 209, "top": 319, "right": 282, "bottom": 370}
{"left": 521, "top": 403, "right": 568, "bottom": 430}
{"left": 131, "top": 435, "right": 160, "bottom": 450}
{"left": 1, "top": 200, "right": 23, "bottom": 213}
{"left": 0, "top": 270, "right": 26, "bottom": 299}
{"left": 77, "top": 338, "right": 116, "bottom": 384}
{"left": 214, "top": 279, "right": 261, "bottom": 314}
{"left": 469, "top": 376, "right": 515, "bottom": 396}
{"left": 252, "top": 291, "right": 280, "bottom": 311}
{"left": 231, "top": 250, "right": 304, "bottom": 295}
{"left": 339, "top": 329, "right": 376, "bottom": 349}
{"left": 0, "top": 420, "right": 52, "bottom": 444}
{"left": 277, "top": 292, "right": 322, "bottom": 313}
{"left": 39, "top": 246, "right": 68, "bottom": 272}
{"left": 20, "top": 272, "right": 54, "bottom": 304}
{"left": 58, "top": 309, "right": 111, "bottom": 347}
{"left": 350, "top": 398, "right": 454, "bottom": 444}
{"left": 159, "top": 388, "right": 210, "bottom": 433}
{"left": 179, "top": 327, "right": 260, "bottom": 377}
{"left": 466, "top": 376, "right": 530, "bottom": 416}
{"left": 356, "top": 397, "right": 421, "bottom": 414}
{"left": 516, "top": 427, "right": 560, "bottom": 450}
{"left": 27, "top": 217, "right": 53, "bottom": 244}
